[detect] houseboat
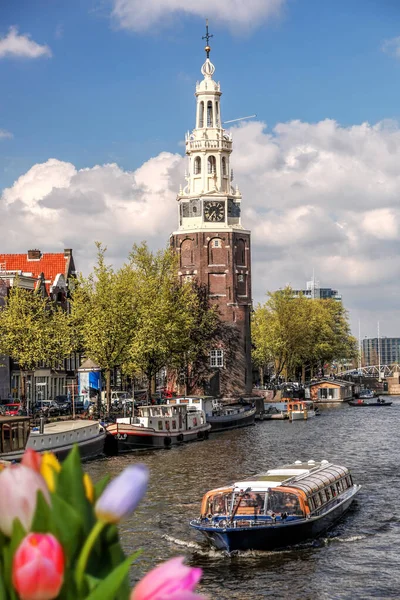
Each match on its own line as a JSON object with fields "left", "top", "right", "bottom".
{"left": 307, "top": 379, "right": 354, "bottom": 403}
{"left": 104, "top": 404, "right": 211, "bottom": 454}
{"left": 167, "top": 397, "right": 256, "bottom": 432}
{"left": 287, "top": 401, "right": 317, "bottom": 421}
{"left": 190, "top": 460, "right": 360, "bottom": 552}
{"left": 0, "top": 416, "right": 106, "bottom": 462}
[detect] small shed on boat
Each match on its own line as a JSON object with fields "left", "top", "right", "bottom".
{"left": 307, "top": 379, "right": 354, "bottom": 402}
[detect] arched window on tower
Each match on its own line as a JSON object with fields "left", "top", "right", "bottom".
{"left": 199, "top": 102, "right": 204, "bottom": 128}
{"left": 222, "top": 157, "right": 227, "bottom": 177}
{"left": 215, "top": 102, "right": 220, "bottom": 127}
{"left": 194, "top": 157, "right": 201, "bottom": 175}
{"left": 208, "top": 156, "right": 216, "bottom": 175}
{"left": 235, "top": 239, "right": 246, "bottom": 266}
{"left": 180, "top": 239, "right": 194, "bottom": 267}
{"left": 207, "top": 101, "right": 214, "bottom": 127}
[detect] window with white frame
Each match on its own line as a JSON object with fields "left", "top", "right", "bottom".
{"left": 210, "top": 349, "right": 224, "bottom": 368}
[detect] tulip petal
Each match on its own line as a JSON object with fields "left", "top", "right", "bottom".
{"left": 131, "top": 557, "right": 203, "bottom": 600}
{"left": 95, "top": 464, "right": 148, "bottom": 524}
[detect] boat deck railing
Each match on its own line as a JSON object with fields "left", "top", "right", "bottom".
{"left": 193, "top": 513, "right": 305, "bottom": 529}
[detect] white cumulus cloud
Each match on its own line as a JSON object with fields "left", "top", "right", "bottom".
{"left": 0, "top": 26, "right": 52, "bottom": 59}
{"left": 3, "top": 117, "right": 400, "bottom": 334}
{"left": 111, "top": 0, "right": 286, "bottom": 32}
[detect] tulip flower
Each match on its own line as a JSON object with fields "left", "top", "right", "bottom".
{"left": 40, "top": 452, "right": 61, "bottom": 493}
{"left": 83, "top": 473, "right": 94, "bottom": 503}
{"left": 13, "top": 533, "right": 64, "bottom": 600}
{"left": 0, "top": 465, "right": 50, "bottom": 536}
{"left": 21, "top": 449, "right": 42, "bottom": 473}
{"left": 95, "top": 464, "right": 149, "bottom": 524}
{"left": 131, "top": 557, "right": 206, "bottom": 600}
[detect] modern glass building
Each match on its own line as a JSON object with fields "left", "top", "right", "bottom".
{"left": 362, "top": 337, "right": 400, "bottom": 366}
{"left": 291, "top": 278, "right": 342, "bottom": 301}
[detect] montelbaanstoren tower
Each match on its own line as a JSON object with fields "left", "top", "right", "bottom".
{"left": 170, "top": 23, "right": 252, "bottom": 397}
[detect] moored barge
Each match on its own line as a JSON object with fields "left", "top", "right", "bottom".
{"left": 190, "top": 460, "right": 360, "bottom": 552}
{"left": 104, "top": 404, "right": 211, "bottom": 454}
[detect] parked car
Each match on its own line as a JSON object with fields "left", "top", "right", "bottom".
{"left": 4, "top": 403, "right": 21, "bottom": 416}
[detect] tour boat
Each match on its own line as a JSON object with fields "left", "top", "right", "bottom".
{"left": 349, "top": 398, "right": 392, "bottom": 407}
{"left": 0, "top": 416, "right": 106, "bottom": 462}
{"left": 262, "top": 403, "right": 288, "bottom": 420}
{"left": 167, "top": 397, "right": 256, "bottom": 432}
{"left": 190, "top": 460, "right": 360, "bottom": 552}
{"left": 358, "top": 389, "right": 376, "bottom": 400}
{"left": 287, "top": 401, "right": 317, "bottom": 421}
{"left": 104, "top": 404, "right": 211, "bottom": 454}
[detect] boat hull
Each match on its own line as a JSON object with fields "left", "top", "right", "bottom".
{"left": 349, "top": 400, "right": 392, "bottom": 407}
{"left": 191, "top": 486, "right": 360, "bottom": 552}
{"left": 2, "top": 420, "right": 106, "bottom": 462}
{"left": 208, "top": 408, "right": 256, "bottom": 432}
{"left": 104, "top": 422, "right": 211, "bottom": 455}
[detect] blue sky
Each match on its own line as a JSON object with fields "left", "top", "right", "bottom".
{"left": 2, "top": 0, "right": 400, "bottom": 337}
{"left": 2, "top": 0, "right": 400, "bottom": 189}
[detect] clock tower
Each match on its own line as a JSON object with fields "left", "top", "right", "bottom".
{"left": 170, "top": 26, "right": 252, "bottom": 397}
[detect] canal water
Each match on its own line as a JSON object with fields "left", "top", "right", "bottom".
{"left": 86, "top": 399, "right": 400, "bottom": 599}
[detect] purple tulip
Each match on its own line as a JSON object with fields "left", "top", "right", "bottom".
{"left": 95, "top": 464, "right": 149, "bottom": 524}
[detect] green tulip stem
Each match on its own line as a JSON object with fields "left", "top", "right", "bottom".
{"left": 76, "top": 520, "right": 106, "bottom": 590}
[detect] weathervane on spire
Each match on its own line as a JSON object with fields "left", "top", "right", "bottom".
{"left": 202, "top": 19, "right": 213, "bottom": 58}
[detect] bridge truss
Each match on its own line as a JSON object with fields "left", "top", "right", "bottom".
{"left": 338, "top": 364, "right": 400, "bottom": 378}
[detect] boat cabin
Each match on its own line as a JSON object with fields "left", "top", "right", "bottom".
{"left": 0, "top": 416, "right": 30, "bottom": 456}
{"left": 117, "top": 404, "right": 206, "bottom": 432}
{"left": 168, "top": 396, "right": 220, "bottom": 417}
{"left": 307, "top": 379, "right": 354, "bottom": 402}
{"left": 200, "top": 460, "right": 355, "bottom": 522}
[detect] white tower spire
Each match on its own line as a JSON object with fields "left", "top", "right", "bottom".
{"left": 175, "top": 23, "right": 243, "bottom": 232}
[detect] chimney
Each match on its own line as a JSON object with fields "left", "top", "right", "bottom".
{"left": 64, "top": 249, "right": 72, "bottom": 258}
{"left": 27, "top": 249, "right": 41, "bottom": 260}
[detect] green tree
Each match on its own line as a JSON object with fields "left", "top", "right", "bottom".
{"left": 252, "top": 287, "right": 310, "bottom": 381}
{"left": 70, "top": 244, "right": 137, "bottom": 413}
{"left": 123, "top": 243, "right": 198, "bottom": 400}
{"left": 252, "top": 287, "right": 357, "bottom": 381}
{"left": 0, "top": 283, "right": 74, "bottom": 408}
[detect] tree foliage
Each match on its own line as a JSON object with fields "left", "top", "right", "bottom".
{"left": 0, "top": 282, "right": 74, "bottom": 404}
{"left": 70, "top": 243, "right": 136, "bottom": 412}
{"left": 252, "top": 286, "right": 357, "bottom": 380}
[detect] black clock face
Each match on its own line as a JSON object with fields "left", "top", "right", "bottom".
{"left": 204, "top": 201, "right": 225, "bottom": 222}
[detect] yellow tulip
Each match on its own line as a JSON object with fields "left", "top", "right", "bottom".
{"left": 83, "top": 473, "right": 94, "bottom": 503}
{"left": 40, "top": 452, "right": 61, "bottom": 493}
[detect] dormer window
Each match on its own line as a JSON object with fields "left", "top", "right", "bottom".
{"left": 194, "top": 157, "right": 201, "bottom": 175}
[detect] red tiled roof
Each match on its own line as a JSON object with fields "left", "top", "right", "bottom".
{"left": 0, "top": 252, "right": 68, "bottom": 291}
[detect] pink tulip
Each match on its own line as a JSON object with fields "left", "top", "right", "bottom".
{"left": 131, "top": 557, "right": 206, "bottom": 600}
{"left": 13, "top": 533, "right": 64, "bottom": 600}
{"left": 21, "top": 448, "right": 42, "bottom": 473}
{"left": 0, "top": 465, "right": 50, "bottom": 536}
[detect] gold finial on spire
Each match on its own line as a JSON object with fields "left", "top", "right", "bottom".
{"left": 202, "top": 19, "right": 213, "bottom": 59}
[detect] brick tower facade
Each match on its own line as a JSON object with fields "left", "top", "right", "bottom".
{"left": 170, "top": 35, "right": 252, "bottom": 397}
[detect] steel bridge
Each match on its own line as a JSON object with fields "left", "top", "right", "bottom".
{"left": 337, "top": 364, "right": 400, "bottom": 378}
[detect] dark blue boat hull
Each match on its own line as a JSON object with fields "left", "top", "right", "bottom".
{"left": 208, "top": 407, "right": 256, "bottom": 433}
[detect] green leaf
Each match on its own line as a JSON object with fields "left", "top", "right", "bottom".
{"left": 84, "top": 551, "right": 141, "bottom": 600}
{"left": 30, "top": 490, "right": 55, "bottom": 534}
{"left": 56, "top": 446, "right": 93, "bottom": 534}
{"left": 94, "top": 475, "right": 110, "bottom": 501}
{"left": 51, "top": 494, "right": 86, "bottom": 560}
{"left": 2, "top": 519, "right": 26, "bottom": 600}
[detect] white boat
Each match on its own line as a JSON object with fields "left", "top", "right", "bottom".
{"left": 288, "top": 400, "right": 317, "bottom": 421}
{"left": 167, "top": 396, "right": 256, "bottom": 432}
{"left": 0, "top": 416, "right": 106, "bottom": 462}
{"left": 104, "top": 403, "right": 211, "bottom": 454}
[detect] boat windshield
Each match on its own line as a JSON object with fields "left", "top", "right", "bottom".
{"left": 210, "top": 493, "right": 232, "bottom": 515}
{"left": 268, "top": 491, "right": 303, "bottom": 516}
